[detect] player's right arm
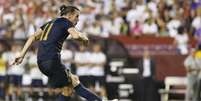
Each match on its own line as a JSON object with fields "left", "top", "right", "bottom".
{"left": 67, "top": 27, "right": 89, "bottom": 46}
{"left": 12, "top": 29, "right": 43, "bottom": 65}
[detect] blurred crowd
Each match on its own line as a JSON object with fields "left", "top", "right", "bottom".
{"left": 0, "top": 0, "right": 201, "bottom": 54}
{"left": 0, "top": 0, "right": 200, "bottom": 37}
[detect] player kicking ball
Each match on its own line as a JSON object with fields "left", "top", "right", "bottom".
{"left": 12, "top": 5, "right": 107, "bottom": 101}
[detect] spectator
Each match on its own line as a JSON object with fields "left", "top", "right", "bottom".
{"left": 136, "top": 49, "right": 157, "bottom": 101}
{"left": 74, "top": 45, "right": 92, "bottom": 89}
{"left": 142, "top": 17, "right": 158, "bottom": 36}
{"left": 195, "top": 50, "right": 201, "bottom": 100}
{"left": 194, "top": 26, "right": 201, "bottom": 49}
{"left": 191, "top": 0, "right": 201, "bottom": 11}
{"left": 166, "top": 15, "right": 182, "bottom": 37}
{"left": 126, "top": 1, "right": 146, "bottom": 24}
{"left": 2, "top": 8, "right": 14, "bottom": 26}
{"left": 182, "top": 1, "right": 192, "bottom": 33}
{"left": 173, "top": 26, "right": 189, "bottom": 55}
{"left": 13, "top": 23, "right": 26, "bottom": 40}
{"left": 0, "top": 42, "right": 6, "bottom": 99}
{"left": 130, "top": 20, "right": 143, "bottom": 37}
{"left": 158, "top": 24, "right": 169, "bottom": 37}
{"left": 89, "top": 43, "right": 106, "bottom": 97}
{"left": 61, "top": 42, "right": 74, "bottom": 70}
{"left": 28, "top": 49, "right": 46, "bottom": 87}
{"left": 147, "top": 1, "right": 158, "bottom": 18}
{"left": 192, "top": 10, "right": 201, "bottom": 32}
{"left": 27, "top": 48, "right": 49, "bottom": 101}
{"left": 26, "top": 16, "right": 36, "bottom": 37}
{"left": 120, "top": 20, "right": 129, "bottom": 35}
{"left": 84, "top": 20, "right": 102, "bottom": 36}
{"left": 2, "top": 43, "right": 26, "bottom": 101}
{"left": 184, "top": 48, "right": 199, "bottom": 101}
{"left": 100, "top": 16, "right": 112, "bottom": 37}
{"left": 108, "top": 13, "right": 124, "bottom": 36}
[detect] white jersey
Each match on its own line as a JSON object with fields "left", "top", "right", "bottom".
{"left": 28, "top": 52, "right": 43, "bottom": 79}
{"left": 74, "top": 51, "right": 91, "bottom": 76}
{"left": 89, "top": 52, "right": 106, "bottom": 76}
{"left": 174, "top": 33, "right": 189, "bottom": 55}
{"left": 61, "top": 49, "right": 73, "bottom": 68}
{"left": 2, "top": 51, "right": 25, "bottom": 75}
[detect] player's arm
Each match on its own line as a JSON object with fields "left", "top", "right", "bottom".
{"left": 20, "top": 29, "right": 43, "bottom": 56}
{"left": 12, "top": 29, "right": 43, "bottom": 65}
{"left": 67, "top": 27, "right": 89, "bottom": 46}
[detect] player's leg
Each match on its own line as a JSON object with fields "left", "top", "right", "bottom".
{"left": 69, "top": 74, "right": 102, "bottom": 101}
{"left": 39, "top": 60, "right": 101, "bottom": 101}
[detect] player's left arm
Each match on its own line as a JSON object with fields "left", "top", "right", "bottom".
{"left": 20, "top": 29, "right": 43, "bottom": 57}
{"left": 12, "top": 29, "right": 43, "bottom": 65}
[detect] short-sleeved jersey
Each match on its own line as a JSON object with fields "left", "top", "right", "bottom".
{"left": 37, "top": 18, "right": 74, "bottom": 62}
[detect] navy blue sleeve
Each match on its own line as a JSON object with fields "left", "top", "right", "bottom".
{"left": 65, "top": 20, "right": 74, "bottom": 31}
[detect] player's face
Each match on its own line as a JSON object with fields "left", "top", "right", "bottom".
{"left": 71, "top": 11, "right": 80, "bottom": 25}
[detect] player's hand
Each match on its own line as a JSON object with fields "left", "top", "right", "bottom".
{"left": 11, "top": 53, "right": 24, "bottom": 65}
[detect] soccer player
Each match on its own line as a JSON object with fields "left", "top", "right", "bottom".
{"left": 12, "top": 5, "right": 102, "bottom": 101}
